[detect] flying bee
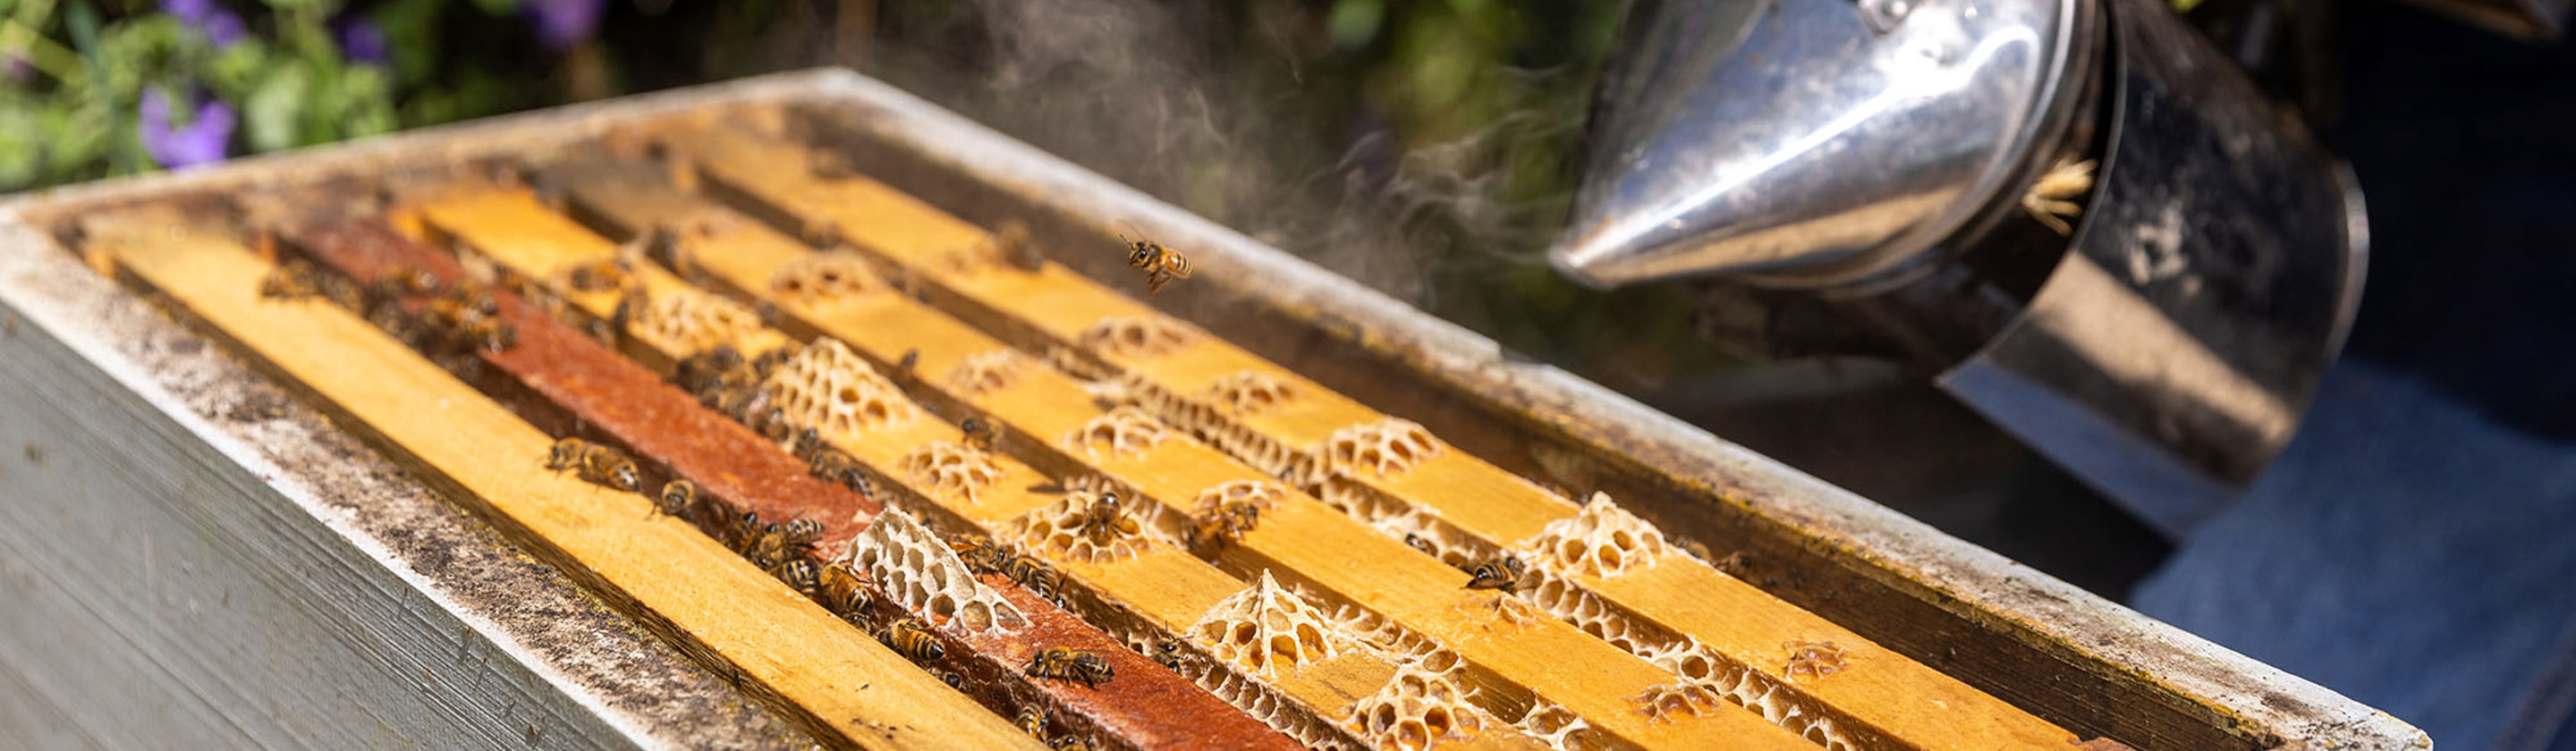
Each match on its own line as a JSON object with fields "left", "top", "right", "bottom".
{"left": 1024, "top": 648, "right": 1114, "bottom": 688}
{"left": 818, "top": 561, "right": 872, "bottom": 617}
{"left": 1015, "top": 705, "right": 1049, "bottom": 738}
{"left": 1076, "top": 492, "right": 1136, "bottom": 547}
{"left": 654, "top": 479, "right": 699, "bottom": 519}
{"left": 1121, "top": 233, "right": 1191, "bottom": 295}
{"left": 1403, "top": 533, "right": 1437, "bottom": 556}
{"left": 1151, "top": 639, "right": 1188, "bottom": 671}
{"left": 369, "top": 266, "right": 442, "bottom": 300}
{"left": 562, "top": 258, "right": 632, "bottom": 293}
{"left": 258, "top": 259, "right": 325, "bottom": 300}
{"left": 877, "top": 618, "right": 945, "bottom": 662}
{"left": 1463, "top": 554, "right": 1527, "bottom": 594}
{"left": 768, "top": 557, "right": 822, "bottom": 599}
{"left": 947, "top": 535, "right": 1008, "bottom": 575}
{"left": 546, "top": 437, "right": 640, "bottom": 492}
{"left": 961, "top": 417, "right": 1001, "bottom": 452}
{"left": 998, "top": 552, "right": 1061, "bottom": 603}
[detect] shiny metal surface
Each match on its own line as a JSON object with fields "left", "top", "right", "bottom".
{"left": 1937, "top": 0, "right": 2366, "bottom": 535}
{"left": 1552, "top": 0, "right": 2093, "bottom": 289}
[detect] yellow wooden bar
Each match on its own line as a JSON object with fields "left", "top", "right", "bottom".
{"left": 665, "top": 128, "right": 2087, "bottom": 751}
{"left": 95, "top": 213, "right": 1044, "bottom": 751}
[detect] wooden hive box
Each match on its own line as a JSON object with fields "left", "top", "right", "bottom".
{"left": 0, "top": 69, "right": 2428, "bottom": 751}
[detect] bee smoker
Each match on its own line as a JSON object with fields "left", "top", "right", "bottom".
{"left": 1551, "top": 0, "right": 2368, "bottom": 536}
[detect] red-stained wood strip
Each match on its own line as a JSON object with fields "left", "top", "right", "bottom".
{"left": 271, "top": 214, "right": 1301, "bottom": 751}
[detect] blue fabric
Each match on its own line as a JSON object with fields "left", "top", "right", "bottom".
{"left": 2133, "top": 362, "right": 2576, "bottom": 751}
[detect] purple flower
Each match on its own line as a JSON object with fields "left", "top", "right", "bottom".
{"left": 163, "top": 0, "right": 246, "bottom": 47}
{"left": 337, "top": 19, "right": 387, "bottom": 64}
{"left": 140, "top": 86, "right": 235, "bottom": 169}
{"left": 527, "top": 0, "right": 608, "bottom": 50}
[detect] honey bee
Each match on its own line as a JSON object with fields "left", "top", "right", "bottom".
{"left": 1403, "top": 533, "right": 1437, "bottom": 556}
{"left": 768, "top": 557, "right": 822, "bottom": 598}
{"left": 1048, "top": 737, "right": 1090, "bottom": 751}
{"left": 750, "top": 345, "right": 798, "bottom": 379}
{"left": 1024, "top": 648, "right": 1113, "bottom": 688}
{"left": 818, "top": 561, "right": 873, "bottom": 617}
{"left": 1076, "top": 492, "right": 1137, "bottom": 547}
{"left": 1188, "top": 499, "right": 1261, "bottom": 555}
{"left": 654, "top": 479, "right": 699, "bottom": 519}
{"left": 961, "top": 417, "right": 1001, "bottom": 452}
{"left": 724, "top": 510, "right": 767, "bottom": 553}
{"left": 932, "top": 668, "right": 966, "bottom": 690}
{"left": 801, "top": 436, "right": 874, "bottom": 496}
{"left": 562, "top": 258, "right": 633, "bottom": 293}
{"left": 459, "top": 316, "right": 517, "bottom": 352}
{"left": 896, "top": 348, "right": 919, "bottom": 373}
{"left": 1463, "top": 554, "right": 1527, "bottom": 594}
{"left": 1151, "top": 639, "right": 1188, "bottom": 671}
{"left": 546, "top": 437, "right": 640, "bottom": 492}
{"left": 369, "top": 266, "right": 442, "bottom": 300}
{"left": 425, "top": 288, "right": 500, "bottom": 327}
{"left": 1015, "top": 705, "right": 1049, "bottom": 738}
{"left": 258, "top": 259, "right": 325, "bottom": 300}
{"left": 1121, "top": 233, "right": 1191, "bottom": 294}
{"left": 947, "top": 534, "right": 1008, "bottom": 574}
{"left": 997, "top": 552, "right": 1061, "bottom": 603}
{"left": 754, "top": 407, "right": 799, "bottom": 444}
{"left": 675, "top": 345, "right": 750, "bottom": 396}
{"left": 780, "top": 518, "right": 825, "bottom": 547}
{"left": 878, "top": 617, "right": 945, "bottom": 662}
{"left": 367, "top": 300, "right": 432, "bottom": 350}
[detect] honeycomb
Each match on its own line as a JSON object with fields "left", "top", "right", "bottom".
{"left": 1513, "top": 701, "right": 1610, "bottom": 751}
{"left": 1117, "top": 372, "right": 1311, "bottom": 482}
{"left": 895, "top": 441, "right": 1004, "bottom": 504}
{"left": 1062, "top": 406, "right": 1172, "bottom": 458}
{"left": 1007, "top": 482, "right": 1156, "bottom": 563}
{"left": 942, "top": 349, "right": 1030, "bottom": 397}
{"left": 1517, "top": 494, "right": 1672, "bottom": 579}
{"left": 767, "top": 250, "right": 884, "bottom": 303}
{"left": 761, "top": 339, "right": 918, "bottom": 435}
{"left": 1629, "top": 640, "right": 1861, "bottom": 751}
{"left": 1319, "top": 418, "right": 1444, "bottom": 479}
{"left": 1191, "top": 479, "right": 1285, "bottom": 519}
{"left": 1201, "top": 370, "right": 1301, "bottom": 417}
{"left": 844, "top": 508, "right": 1028, "bottom": 632}
{"left": 1346, "top": 662, "right": 1490, "bottom": 751}
{"left": 1783, "top": 640, "right": 1849, "bottom": 679}
{"left": 1078, "top": 316, "right": 1200, "bottom": 359}
{"left": 629, "top": 286, "right": 767, "bottom": 355}
{"left": 1189, "top": 654, "right": 1366, "bottom": 751}
{"left": 1191, "top": 571, "right": 1361, "bottom": 677}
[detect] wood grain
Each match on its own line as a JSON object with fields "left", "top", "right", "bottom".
{"left": 90, "top": 209, "right": 1047, "bottom": 751}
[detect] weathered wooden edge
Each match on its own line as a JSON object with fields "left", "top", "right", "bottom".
{"left": 0, "top": 218, "right": 810, "bottom": 749}
{"left": 772, "top": 70, "right": 2431, "bottom": 751}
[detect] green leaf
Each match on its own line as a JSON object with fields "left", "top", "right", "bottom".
{"left": 243, "top": 63, "right": 309, "bottom": 152}
{"left": 0, "top": 98, "right": 42, "bottom": 190}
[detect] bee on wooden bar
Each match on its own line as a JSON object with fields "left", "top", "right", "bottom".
{"left": 1047, "top": 737, "right": 1090, "bottom": 751}
{"left": 654, "top": 479, "right": 699, "bottom": 519}
{"left": 818, "top": 561, "right": 872, "bottom": 617}
{"left": 367, "top": 300, "right": 432, "bottom": 350}
{"left": 545, "top": 437, "right": 640, "bottom": 492}
{"left": 1403, "top": 533, "right": 1437, "bottom": 556}
{"left": 460, "top": 316, "right": 517, "bottom": 352}
{"left": 932, "top": 668, "right": 966, "bottom": 690}
{"left": 998, "top": 552, "right": 1061, "bottom": 603}
{"left": 799, "top": 431, "right": 875, "bottom": 496}
{"left": 1015, "top": 705, "right": 1049, "bottom": 738}
{"left": 896, "top": 348, "right": 919, "bottom": 374}
{"left": 724, "top": 510, "right": 767, "bottom": 553}
{"left": 753, "top": 407, "right": 799, "bottom": 444}
{"left": 1188, "top": 499, "right": 1262, "bottom": 555}
{"left": 750, "top": 345, "right": 798, "bottom": 379}
{"left": 369, "top": 266, "right": 442, "bottom": 300}
{"left": 1463, "top": 554, "right": 1527, "bottom": 594}
{"left": 768, "top": 557, "right": 822, "bottom": 599}
{"left": 780, "top": 518, "right": 825, "bottom": 548}
{"left": 1076, "top": 492, "right": 1136, "bottom": 547}
{"left": 1025, "top": 648, "right": 1113, "bottom": 688}
{"left": 1121, "top": 233, "right": 1191, "bottom": 294}
{"left": 675, "top": 345, "right": 749, "bottom": 395}
{"left": 745, "top": 517, "right": 822, "bottom": 569}
{"left": 258, "top": 259, "right": 326, "bottom": 300}
{"left": 1151, "top": 639, "right": 1188, "bottom": 671}
{"left": 562, "top": 258, "right": 633, "bottom": 293}
{"left": 948, "top": 535, "right": 1007, "bottom": 575}
{"left": 961, "top": 417, "right": 1001, "bottom": 452}
{"left": 878, "top": 618, "right": 944, "bottom": 662}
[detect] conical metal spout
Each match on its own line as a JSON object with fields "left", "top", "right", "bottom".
{"left": 1554, "top": 0, "right": 2093, "bottom": 290}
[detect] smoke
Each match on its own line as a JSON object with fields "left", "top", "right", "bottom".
{"left": 836, "top": 0, "right": 1588, "bottom": 315}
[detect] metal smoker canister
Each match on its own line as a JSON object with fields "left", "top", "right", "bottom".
{"left": 1551, "top": 0, "right": 2368, "bottom": 535}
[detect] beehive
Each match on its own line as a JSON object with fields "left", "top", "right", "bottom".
{"left": 0, "top": 70, "right": 2425, "bottom": 751}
